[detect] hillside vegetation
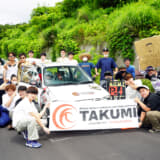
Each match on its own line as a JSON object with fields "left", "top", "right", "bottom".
{"left": 0, "top": 0, "right": 160, "bottom": 63}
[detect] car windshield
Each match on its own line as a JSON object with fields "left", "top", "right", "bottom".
{"left": 43, "top": 66, "right": 93, "bottom": 86}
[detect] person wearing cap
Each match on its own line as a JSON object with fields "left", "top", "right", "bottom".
{"left": 135, "top": 85, "right": 160, "bottom": 132}
{"left": 67, "top": 52, "right": 78, "bottom": 65}
{"left": 95, "top": 48, "right": 118, "bottom": 81}
{"left": 115, "top": 65, "right": 127, "bottom": 81}
{"left": 56, "top": 49, "right": 69, "bottom": 63}
{"left": 79, "top": 53, "right": 95, "bottom": 77}
{"left": 145, "top": 66, "right": 157, "bottom": 81}
{"left": 124, "top": 58, "right": 135, "bottom": 79}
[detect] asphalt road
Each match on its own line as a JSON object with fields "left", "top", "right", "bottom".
{"left": 0, "top": 128, "right": 160, "bottom": 160}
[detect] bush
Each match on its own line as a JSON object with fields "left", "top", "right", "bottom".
{"left": 142, "top": 79, "right": 155, "bottom": 93}
{"left": 106, "top": 2, "right": 160, "bottom": 62}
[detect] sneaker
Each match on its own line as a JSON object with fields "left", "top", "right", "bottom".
{"left": 25, "top": 140, "right": 42, "bottom": 148}
{"left": 21, "top": 131, "right": 28, "bottom": 140}
{"left": 148, "top": 129, "right": 160, "bottom": 133}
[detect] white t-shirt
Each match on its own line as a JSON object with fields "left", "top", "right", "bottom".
{"left": 5, "top": 63, "right": 18, "bottom": 81}
{"left": 56, "top": 57, "right": 69, "bottom": 63}
{"left": 126, "top": 79, "right": 142, "bottom": 99}
{"left": 26, "top": 58, "right": 36, "bottom": 64}
{"left": 2, "top": 94, "right": 19, "bottom": 111}
{"left": 12, "top": 97, "right": 38, "bottom": 127}
{"left": 67, "top": 59, "right": 78, "bottom": 65}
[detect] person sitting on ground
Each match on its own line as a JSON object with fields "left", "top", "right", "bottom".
{"left": 56, "top": 49, "right": 69, "bottom": 63}
{"left": 2, "top": 84, "right": 18, "bottom": 112}
{"left": 0, "top": 104, "right": 11, "bottom": 128}
{"left": 12, "top": 86, "right": 50, "bottom": 148}
{"left": 15, "top": 86, "right": 27, "bottom": 107}
{"left": 3, "top": 52, "right": 18, "bottom": 82}
{"left": 135, "top": 85, "right": 160, "bottom": 133}
{"left": 67, "top": 52, "right": 78, "bottom": 65}
{"left": 79, "top": 53, "right": 95, "bottom": 77}
{"left": 2, "top": 84, "right": 18, "bottom": 129}
{"left": 124, "top": 73, "right": 142, "bottom": 99}
{"left": 115, "top": 65, "right": 127, "bottom": 81}
{"left": 124, "top": 58, "right": 135, "bottom": 79}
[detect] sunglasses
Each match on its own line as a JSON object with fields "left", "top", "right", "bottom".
{"left": 9, "top": 56, "right": 15, "bottom": 58}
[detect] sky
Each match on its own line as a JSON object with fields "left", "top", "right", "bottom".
{"left": 0, "top": 0, "right": 63, "bottom": 25}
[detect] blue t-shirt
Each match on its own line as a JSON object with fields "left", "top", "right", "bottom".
{"left": 96, "top": 57, "right": 117, "bottom": 80}
{"left": 126, "top": 65, "right": 135, "bottom": 79}
{"left": 79, "top": 62, "right": 95, "bottom": 77}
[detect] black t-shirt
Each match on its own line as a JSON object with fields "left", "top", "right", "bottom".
{"left": 142, "top": 93, "right": 160, "bottom": 111}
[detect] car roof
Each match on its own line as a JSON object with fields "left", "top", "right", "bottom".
{"left": 23, "top": 62, "right": 78, "bottom": 69}
{"left": 36, "top": 62, "right": 78, "bottom": 68}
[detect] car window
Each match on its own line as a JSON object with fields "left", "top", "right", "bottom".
{"left": 43, "top": 66, "right": 92, "bottom": 86}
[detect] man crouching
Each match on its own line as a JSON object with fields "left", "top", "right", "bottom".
{"left": 12, "top": 86, "right": 50, "bottom": 148}
{"left": 135, "top": 85, "right": 160, "bottom": 133}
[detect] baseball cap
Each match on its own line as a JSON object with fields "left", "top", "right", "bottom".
{"left": 137, "top": 85, "right": 149, "bottom": 91}
{"left": 102, "top": 48, "right": 109, "bottom": 52}
{"left": 145, "top": 66, "right": 154, "bottom": 72}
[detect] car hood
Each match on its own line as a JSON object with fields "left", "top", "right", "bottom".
{"left": 46, "top": 83, "right": 109, "bottom": 102}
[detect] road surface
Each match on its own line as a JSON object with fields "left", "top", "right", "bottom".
{"left": 0, "top": 128, "right": 160, "bottom": 160}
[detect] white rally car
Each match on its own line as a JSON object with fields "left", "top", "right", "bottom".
{"left": 19, "top": 62, "right": 109, "bottom": 107}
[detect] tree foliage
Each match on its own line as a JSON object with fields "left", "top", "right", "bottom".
{"left": 0, "top": 0, "right": 160, "bottom": 63}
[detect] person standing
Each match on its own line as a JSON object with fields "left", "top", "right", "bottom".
{"left": 0, "top": 58, "right": 4, "bottom": 85}
{"left": 56, "top": 49, "right": 69, "bottom": 63}
{"left": 27, "top": 50, "right": 36, "bottom": 64}
{"left": 79, "top": 53, "right": 95, "bottom": 77}
{"left": 3, "top": 52, "right": 18, "bottom": 82}
{"left": 67, "top": 52, "right": 78, "bottom": 65}
{"left": 39, "top": 53, "right": 51, "bottom": 64}
{"left": 18, "top": 53, "right": 31, "bottom": 81}
{"left": 124, "top": 58, "right": 135, "bottom": 79}
{"left": 95, "top": 48, "right": 118, "bottom": 82}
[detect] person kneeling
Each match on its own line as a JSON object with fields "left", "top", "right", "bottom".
{"left": 12, "top": 86, "right": 50, "bottom": 148}
{"left": 135, "top": 85, "right": 160, "bottom": 133}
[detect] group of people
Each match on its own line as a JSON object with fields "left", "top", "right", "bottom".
{"left": 0, "top": 48, "right": 160, "bottom": 149}
{"left": 0, "top": 51, "right": 53, "bottom": 148}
